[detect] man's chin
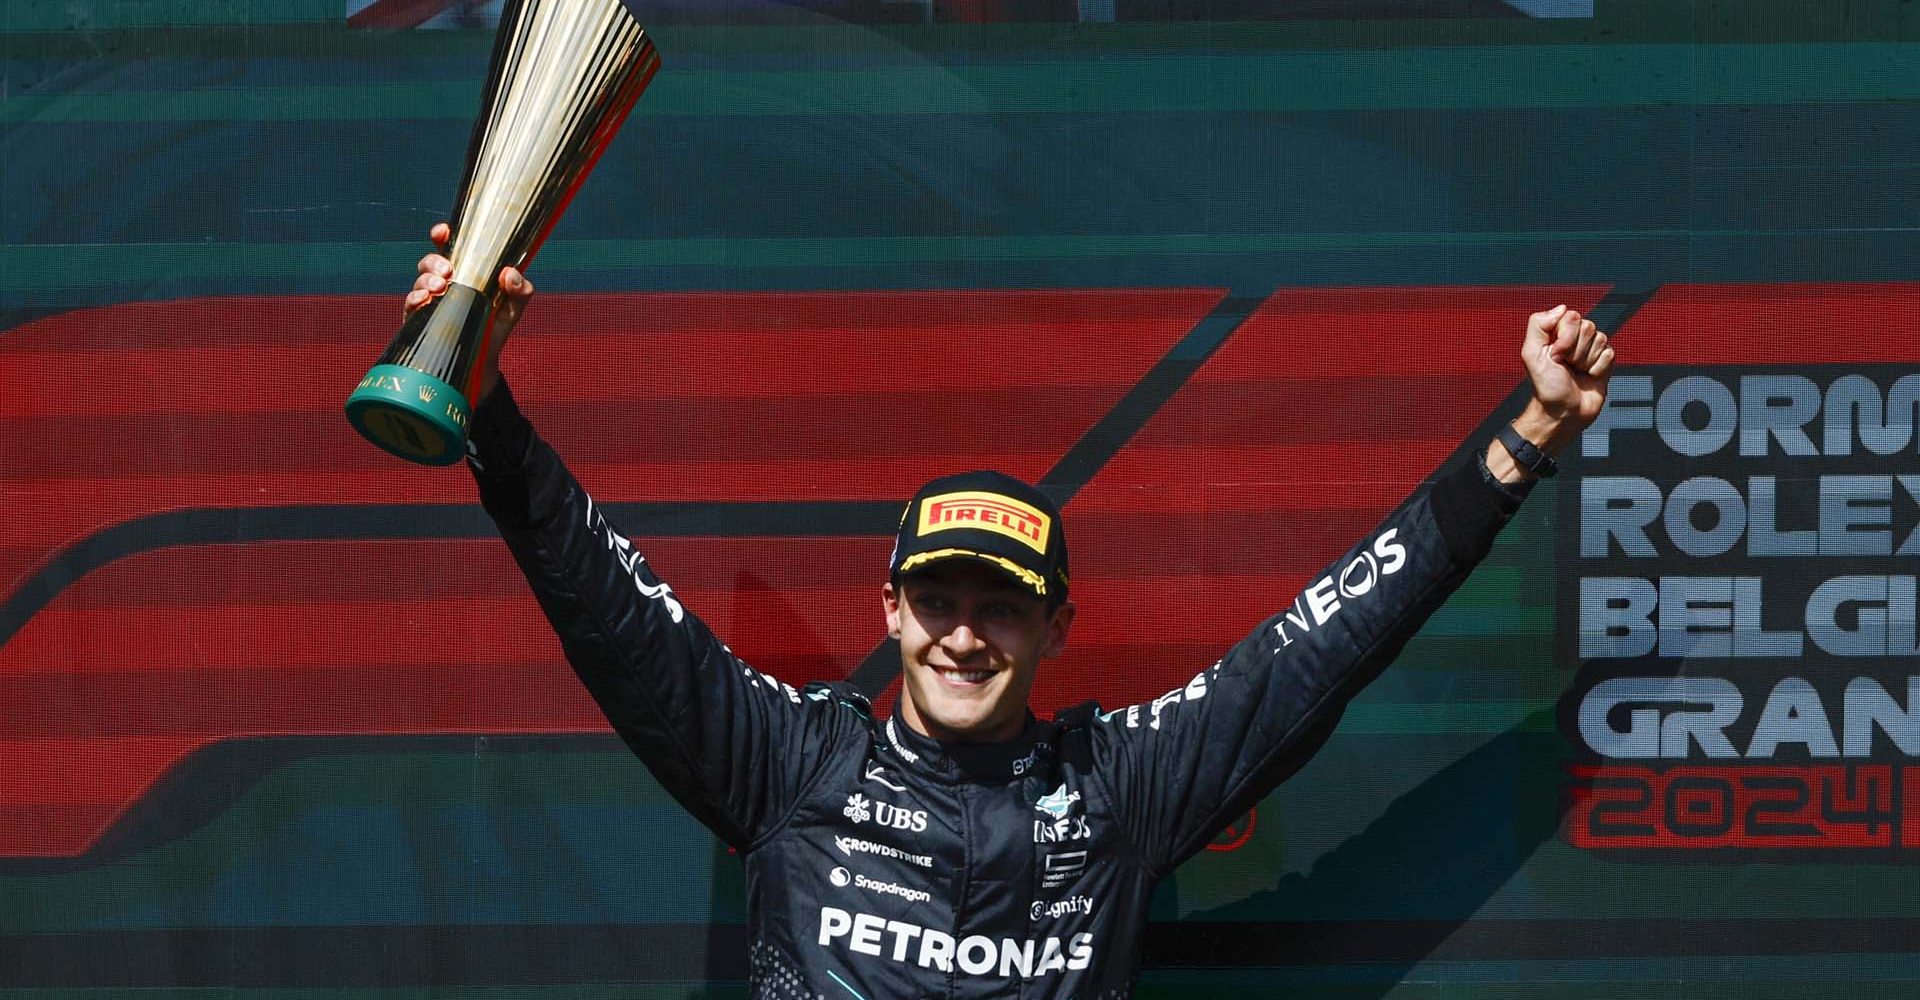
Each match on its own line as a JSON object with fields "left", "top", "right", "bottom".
{"left": 922, "top": 698, "right": 1011, "bottom": 741}
{"left": 927, "top": 706, "right": 991, "bottom": 737}
{"left": 905, "top": 670, "right": 1018, "bottom": 739}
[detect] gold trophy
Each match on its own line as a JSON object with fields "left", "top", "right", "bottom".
{"left": 347, "top": 0, "right": 660, "bottom": 465}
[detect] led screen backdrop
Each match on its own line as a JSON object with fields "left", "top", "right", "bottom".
{"left": 3, "top": 1, "right": 1919, "bottom": 996}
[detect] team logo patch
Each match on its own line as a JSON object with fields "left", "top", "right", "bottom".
{"left": 846, "top": 793, "right": 929, "bottom": 832}
{"left": 1041, "top": 850, "right": 1088, "bottom": 888}
{"left": 1033, "top": 783, "right": 1092, "bottom": 843}
{"left": 1034, "top": 783, "right": 1080, "bottom": 819}
{"left": 917, "top": 490, "right": 1050, "bottom": 555}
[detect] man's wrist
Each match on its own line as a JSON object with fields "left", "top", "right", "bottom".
{"left": 465, "top": 373, "right": 533, "bottom": 477}
{"left": 1487, "top": 399, "right": 1582, "bottom": 484}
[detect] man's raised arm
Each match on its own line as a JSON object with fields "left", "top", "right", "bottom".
{"left": 1087, "top": 306, "right": 1615, "bottom": 872}
{"left": 406, "top": 229, "right": 851, "bottom": 848}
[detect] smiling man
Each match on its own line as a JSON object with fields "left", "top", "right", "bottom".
{"left": 407, "top": 236, "right": 1614, "bottom": 995}
{"left": 886, "top": 471, "right": 1075, "bottom": 744}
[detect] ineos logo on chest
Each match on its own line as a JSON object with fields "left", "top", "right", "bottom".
{"left": 1032, "top": 782, "right": 1093, "bottom": 843}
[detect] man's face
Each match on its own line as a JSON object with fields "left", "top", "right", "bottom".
{"left": 884, "top": 559, "right": 1074, "bottom": 744}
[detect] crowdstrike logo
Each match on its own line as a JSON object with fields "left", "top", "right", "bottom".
{"left": 834, "top": 835, "right": 934, "bottom": 869}
{"left": 818, "top": 907, "right": 1093, "bottom": 976}
{"left": 845, "top": 793, "right": 929, "bottom": 832}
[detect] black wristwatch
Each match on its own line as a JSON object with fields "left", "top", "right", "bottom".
{"left": 1495, "top": 422, "right": 1558, "bottom": 478}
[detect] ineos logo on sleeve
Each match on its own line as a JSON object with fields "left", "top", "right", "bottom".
{"left": 587, "top": 496, "right": 686, "bottom": 623}
{"left": 1272, "top": 528, "right": 1409, "bottom": 647}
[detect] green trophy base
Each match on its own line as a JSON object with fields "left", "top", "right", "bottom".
{"left": 345, "top": 363, "right": 472, "bottom": 466}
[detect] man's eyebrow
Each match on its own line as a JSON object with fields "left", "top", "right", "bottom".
{"left": 903, "top": 568, "right": 1028, "bottom": 595}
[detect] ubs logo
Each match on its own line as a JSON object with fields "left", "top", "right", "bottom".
{"left": 845, "top": 793, "right": 929, "bottom": 832}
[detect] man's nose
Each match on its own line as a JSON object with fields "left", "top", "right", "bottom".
{"left": 943, "top": 624, "right": 986, "bottom": 657}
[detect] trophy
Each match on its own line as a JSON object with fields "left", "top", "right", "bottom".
{"left": 346, "top": 0, "right": 660, "bottom": 465}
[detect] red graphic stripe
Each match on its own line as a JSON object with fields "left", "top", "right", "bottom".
{"left": 0, "top": 738, "right": 206, "bottom": 859}
{"left": 0, "top": 289, "right": 1220, "bottom": 355}
{"left": 1621, "top": 283, "right": 1920, "bottom": 365}
{"left": 1191, "top": 285, "right": 1611, "bottom": 378}
{"left": 2, "top": 389, "right": 1141, "bottom": 475}
{"left": 6, "top": 561, "right": 890, "bottom": 677}
{"left": 0, "top": 288, "right": 1214, "bottom": 599}
{"left": 0, "top": 276, "right": 1210, "bottom": 858}
{"left": 37, "top": 538, "right": 892, "bottom": 608}
{"left": 1054, "top": 285, "right": 1607, "bottom": 707}
{"left": 1078, "top": 285, "right": 1606, "bottom": 514}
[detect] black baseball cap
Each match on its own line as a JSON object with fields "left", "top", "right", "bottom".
{"left": 889, "top": 471, "right": 1069, "bottom": 602}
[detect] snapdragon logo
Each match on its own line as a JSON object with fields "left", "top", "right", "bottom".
{"left": 818, "top": 907, "right": 1093, "bottom": 976}
{"left": 830, "top": 867, "right": 933, "bottom": 905}
{"left": 859, "top": 873, "right": 929, "bottom": 903}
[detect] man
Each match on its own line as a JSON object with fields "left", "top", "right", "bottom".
{"left": 405, "top": 226, "right": 1614, "bottom": 995}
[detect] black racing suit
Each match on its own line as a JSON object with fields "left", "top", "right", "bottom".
{"left": 467, "top": 380, "right": 1530, "bottom": 999}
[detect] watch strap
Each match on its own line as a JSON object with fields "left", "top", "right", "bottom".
{"left": 1495, "top": 421, "right": 1558, "bottom": 478}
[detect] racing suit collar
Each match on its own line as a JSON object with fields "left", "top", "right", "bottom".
{"left": 884, "top": 714, "right": 1052, "bottom": 783}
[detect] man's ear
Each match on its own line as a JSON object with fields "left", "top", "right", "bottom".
{"left": 1041, "top": 600, "right": 1076, "bottom": 659}
{"left": 883, "top": 581, "right": 902, "bottom": 639}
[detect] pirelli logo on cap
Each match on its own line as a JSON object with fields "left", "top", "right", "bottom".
{"left": 918, "top": 490, "right": 1050, "bottom": 555}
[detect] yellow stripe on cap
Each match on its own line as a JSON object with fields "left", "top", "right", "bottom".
{"left": 897, "top": 548, "right": 1048, "bottom": 598}
{"left": 915, "top": 490, "right": 1051, "bottom": 555}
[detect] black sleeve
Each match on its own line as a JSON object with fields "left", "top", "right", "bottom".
{"left": 465, "top": 379, "right": 846, "bottom": 849}
{"left": 1088, "top": 451, "right": 1528, "bottom": 874}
